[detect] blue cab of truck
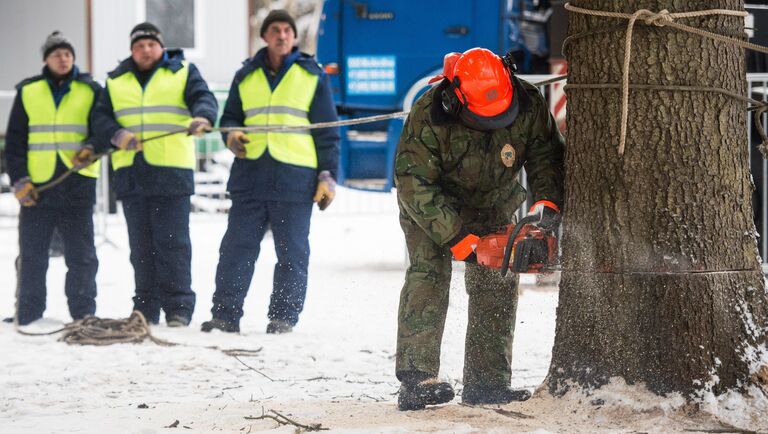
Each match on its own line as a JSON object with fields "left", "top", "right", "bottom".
{"left": 316, "top": 0, "right": 521, "bottom": 191}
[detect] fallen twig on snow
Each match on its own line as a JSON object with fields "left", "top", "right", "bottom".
{"left": 492, "top": 408, "right": 534, "bottom": 419}
{"left": 684, "top": 429, "right": 760, "bottom": 434}
{"left": 304, "top": 376, "right": 333, "bottom": 381}
{"left": 245, "top": 407, "right": 329, "bottom": 431}
{"left": 218, "top": 347, "right": 263, "bottom": 357}
{"left": 358, "top": 394, "right": 385, "bottom": 402}
{"left": 222, "top": 385, "right": 243, "bottom": 391}
{"left": 232, "top": 355, "right": 275, "bottom": 382}
{"left": 457, "top": 402, "right": 533, "bottom": 419}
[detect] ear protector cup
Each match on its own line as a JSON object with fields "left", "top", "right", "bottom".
{"left": 441, "top": 78, "right": 465, "bottom": 116}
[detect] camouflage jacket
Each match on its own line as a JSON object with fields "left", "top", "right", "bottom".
{"left": 394, "top": 77, "right": 565, "bottom": 247}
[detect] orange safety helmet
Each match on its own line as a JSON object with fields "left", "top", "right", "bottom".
{"left": 430, "top": 48, "right": 519, "bottom": 130}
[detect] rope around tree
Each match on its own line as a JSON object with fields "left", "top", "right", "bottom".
{"left": 564, "top": 2, "right": 768, "bottom": 156}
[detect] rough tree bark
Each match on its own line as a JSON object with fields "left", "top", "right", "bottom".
{"left": 547, "top": 0, "right": 768, "bottom": 397}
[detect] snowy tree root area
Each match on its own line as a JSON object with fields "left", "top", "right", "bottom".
{"left": 1, "top": 192, "right": 766, "bottom": 433}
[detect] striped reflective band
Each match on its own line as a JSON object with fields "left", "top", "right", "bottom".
{"left": 29, "top": 142, "right": 83, "bottom": 151}
{"left": 244, "top": 106, "right": 308, "bottom": 118}
{"left": 28, "top": 124, "right": 88, "bottom": 134}
{"left": 127, "top": 124, "right": 186, "bottom": 133}
{"left": 114, "top": 105, "right": 191, "bottom": 117}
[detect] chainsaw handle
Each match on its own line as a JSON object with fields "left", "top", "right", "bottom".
{"left": 500, "top": 214, "right": 539, "bottom": 277}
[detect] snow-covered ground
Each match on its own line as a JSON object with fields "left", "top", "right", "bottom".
{"left": 1, "top": 188, "right": 766, "bottom": 433}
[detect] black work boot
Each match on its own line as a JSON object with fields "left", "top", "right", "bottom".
{"left": 461, "top": 385, "right": 531, "bottom": 405}
{"left": 166, "top": 314, "right": 190, "bottom": 327}
{"left": 201, "top": 318, "right": 240, "bottom": 333}
{"left": 397, "top": 376, "right": 455, "bottom": 411}
{"left": 266, "top": 319, "right": 293, "bottom": 334}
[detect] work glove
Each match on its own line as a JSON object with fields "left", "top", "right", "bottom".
{"left": 313, "top": 170, "right": 336, "bottom": 211}
{"left": 111, "top": 128, "right": 141, "bottom": 151}
{"left": 226, "top": 131, "right": 249, "bottom": 158}
{"left": 527, "top": 200, "right": 561, "bottom": 233}
{"left": 449, "top": 230, "right": 480, "bottom": 263}
{"left": 188, "top": 117, "right": 212, "bottom": 137}
{"left": 71, "top": 144, "right": 96, "bottom": 169}
{"left": 13, "top": 177, "right": 38, "bottom": 207}
{"left": 510, "top": 237, "right": 550, "bottom": 273}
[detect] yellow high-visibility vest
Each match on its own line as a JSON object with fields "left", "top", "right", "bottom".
{"left": 238, "top": 64, "right": 319, "bottom": 168}
{"left": 108, "top": 61, "right": 194, "bottom": 170}
{"left": 21, "top": 78, "right": 99, "bottom": 183}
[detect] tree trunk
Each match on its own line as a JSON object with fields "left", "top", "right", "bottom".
{"left": 547, "top": 0, "right": 768, "bottom": 397}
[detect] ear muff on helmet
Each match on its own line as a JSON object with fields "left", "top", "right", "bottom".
{"left": 441, "top": 78, "right": 465, "bottom": 116}
{"left": 501, "top": 51, "right": 518, "bottom": 74}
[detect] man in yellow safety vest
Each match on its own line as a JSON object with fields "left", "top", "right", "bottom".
{"left": 91, "top": 22, "right": 218, "bottom": 327}
{"left": 201, "top": 10, "right": 339, "bottom": 334}
{"left": 4, "top": 31, "right": 104, "bottom": 325}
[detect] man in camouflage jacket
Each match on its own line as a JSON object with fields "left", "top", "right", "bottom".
{"left": 394, "top": 48, "right": 564, "bottom": 410}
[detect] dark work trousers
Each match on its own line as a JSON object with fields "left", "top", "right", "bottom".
{"left": 121, "top": 194, "right": 195, "bottom": 323}
{"left": 17, "top": 206, "right": 98, "bottom": 325}
{"left": 211, "top": 198, "right": 312, "bottom": 326}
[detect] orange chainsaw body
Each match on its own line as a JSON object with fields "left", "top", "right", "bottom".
{"left": 475, "top": 224, "right": 558, "bottom": 273}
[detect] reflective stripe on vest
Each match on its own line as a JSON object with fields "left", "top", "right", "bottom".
{"left": 21, "top": 79, "right": 99, "bottom": 183}
{"left": 107, "top": 61, "right": 194, "bottom": 170}
{"left": 238, "top": 64, "right": 319, "bottom": 168}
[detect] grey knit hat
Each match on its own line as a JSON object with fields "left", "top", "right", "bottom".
{"left": 41, "top": 31, "right": 75, "bottom": 60}
{"left": 260, "top": 10, "right": 297, "bottom": 37}
{"left": 130, "top": 22, "right": 165, "bottom": 47}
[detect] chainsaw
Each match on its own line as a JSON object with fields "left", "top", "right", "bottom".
{"left": 474, "top": 214, "right": 559, "bottom": 276}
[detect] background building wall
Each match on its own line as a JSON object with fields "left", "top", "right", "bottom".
{"left": 0, "top": 0, "right": 251, "bottom": 135}
{"left": 251, "top": 0, "right": 322, "bottom": 55}
{"left": 0, "top": 0, "right": 87, "bottom": 134}
{"left": 91, "top": 0, "right": 248, "bottom": 89}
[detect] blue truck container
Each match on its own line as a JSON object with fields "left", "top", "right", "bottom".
{"left": 316, "top": 0, "right": 519, "bottom": 191}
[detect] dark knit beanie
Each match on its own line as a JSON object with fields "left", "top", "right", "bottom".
{"left": 130, "top": 22, "right": 165, "bottom": 47}
{"left": 260, "top": 9, "right": 297, "bottom": 37}
{"left": 42, "top": 31, "right": 75, "bottom": 60}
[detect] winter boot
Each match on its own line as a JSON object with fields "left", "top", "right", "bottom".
{"left": 166, "top": 315, "right": 190, "bottom": 327}
{"left": 266, "top": 319, "right": 293, "bottom": 334}
{"left": 397, "top": 377, "right": 455, "bottom": 411}
{"left": 201, "top": 318, "right": 240, "bottom": 333}
{"left": 461, "top": 385, "right": 531, "bottom": 405}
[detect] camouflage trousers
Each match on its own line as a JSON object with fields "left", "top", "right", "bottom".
{"left": 396, "top": 214, "right": 519, "bottom": 387}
